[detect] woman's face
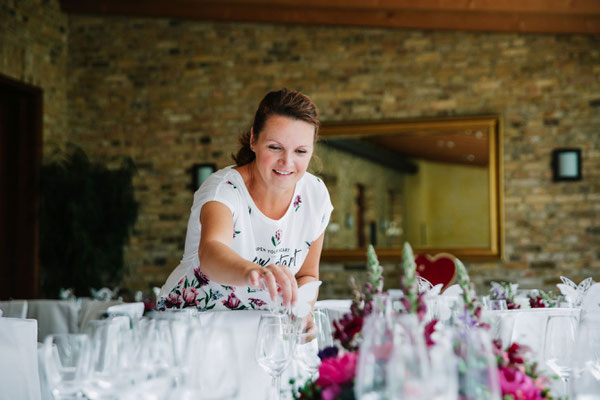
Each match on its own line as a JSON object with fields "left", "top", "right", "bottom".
{"left": 251, "top": 114, "right": 315, "bottom": 193}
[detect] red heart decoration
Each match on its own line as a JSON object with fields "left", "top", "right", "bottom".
{"left": 415, "top": 253, "right": 457, "bottom": 291}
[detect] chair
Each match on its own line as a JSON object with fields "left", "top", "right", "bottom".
{"left": 415, "top": 253, "right": 457, "bottom": 291}
{"left": 0, "top": 299, "right": 28, "bottom": 318}
{"left": 0, "top": 318, "right": 42, "bottom": 400}
{"left": 26, "top": 300, "right": 80, "bottom": 341}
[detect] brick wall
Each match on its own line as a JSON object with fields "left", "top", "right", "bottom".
{"left": 0, "top": 0, "right": 69, "bottom": 147}
{"left": 3, "top": 1, "right": 600, "bottom": 298}
{"left": 65, "top": 19, "right": 599, "bottom": 297}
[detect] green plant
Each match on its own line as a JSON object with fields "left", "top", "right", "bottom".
{"left": 39, "top": 145, "right": 138, "bottom": 298}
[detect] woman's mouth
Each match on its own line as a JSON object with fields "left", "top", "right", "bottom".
{"left": 273, "top": 170, "right": 293, "bottom": 176}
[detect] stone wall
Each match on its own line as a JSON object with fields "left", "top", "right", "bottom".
{"left": 0, "top": 0, "right": 70, "bottom": 147}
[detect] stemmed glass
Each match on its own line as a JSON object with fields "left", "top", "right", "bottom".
{"left": 355, "top": 313, "right": 394, "bottom": 400}
{"left": 43, "top": 333, "right": 91, "bottom": 399}
{"left": 294, "top": 310, "right": 332, "bottom": 381}
{"left": 255, "top": 313, "right": 296, "bottom": 400}
{"left": 571, "top": 319, "right": 600, "bottom": 399}
{"left": 542, "top": 315, "right": 578, "bottom": 397}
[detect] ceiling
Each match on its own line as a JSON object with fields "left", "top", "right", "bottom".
{"left": 59, "top": 0, "right": 600, "bottom": 34}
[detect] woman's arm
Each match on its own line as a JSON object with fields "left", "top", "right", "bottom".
{"left": 295, "top": 231, "right": 325, "bottom": 296}
{"left": 198, "top": 201, "right": 298, "bottom": 305}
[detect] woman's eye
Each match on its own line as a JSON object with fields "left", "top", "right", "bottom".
{"left": 268, "top": 145, "right": 281, "bottom": 150}
{"left": 296, "top": 149, "right": 307, "bottom": 154}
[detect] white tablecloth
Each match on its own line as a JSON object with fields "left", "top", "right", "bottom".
{"left": 0, "top": 318, "right": 41, "bottom": 400}
{"left": 26, "top": 300, "right": 80, "bottom": 341}
{"left": 482, "top": 307, "right": 581, "bottom": 361}
{"left": 0, "top": 299, "right": 28, "bottom": 318}
{"left": 197, "top": 310, "right": 273, "bottom": 399}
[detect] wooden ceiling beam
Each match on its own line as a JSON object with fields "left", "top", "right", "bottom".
{"left": 59, "top": 0, "right": 600, "bottom": 34}
{"left": 203, "top": 0, "right": 600, "bottom": 15}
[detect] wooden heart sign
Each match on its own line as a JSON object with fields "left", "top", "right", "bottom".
{"left": 415, "top": 253, "right": 457, "bottom": 291}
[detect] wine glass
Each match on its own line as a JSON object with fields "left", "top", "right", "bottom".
{"left": 294, "top": 310, "right": 332, "bottom": 380}
{"left": 542, "top": 314, "right": 578, "bottom": 397}
{"left": 454, "top": 326, "right": 501, "bottom": 400}
{"left": 571, "top": 319, "right": 600, "bottom": 399}
{"left": 355, "top": 313, "right": 393, "bottom": 400}
{"left": 169, "top": 326, "right": 240, "bottom": 400}
{"left": 255, "top": 313, "right": 295, "bottom": 400}
{"left": 386, "top": 314, "right": 431, "bottom": 399}
{"left": 43, "top": 333, "right": 91, "bottom": 399}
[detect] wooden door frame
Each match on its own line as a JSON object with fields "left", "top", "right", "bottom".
{"left": 0, "top": 74, "right": 43, "bottom": 299}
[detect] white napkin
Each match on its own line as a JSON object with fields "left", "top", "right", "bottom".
{"left": 442, "top": 284, "right": 462, "bottom": 297}
{"left": 580, "top": 282, "right": 600, "bottom": 322}
{"left": 556, "top": 276, "right": 594, "bottom": 307}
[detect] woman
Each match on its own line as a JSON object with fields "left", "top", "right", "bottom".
{"left": 157, "top": 89, "right": 333, "bottom": 312}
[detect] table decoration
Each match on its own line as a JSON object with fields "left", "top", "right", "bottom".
{"left": 556, "top": 276, "right": 595, "bottom": 308}
{"left": 457, "top": 262, "right": 561, "bottom": 399}
{"left": 489, "top": 281, "right": 521, "bottom": 310}
{"left": 291, "top": 242, "right": 565, "bottom": 400}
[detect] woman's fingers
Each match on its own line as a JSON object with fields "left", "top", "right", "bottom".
{"left": 264, "top": 264, "right": 298, "bottom": 307}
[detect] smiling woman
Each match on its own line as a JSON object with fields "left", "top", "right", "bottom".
{"left": 157, "top": 89, "right": 333, "bottom": 319}
{"left": 315, "top": 115, "right": 503, "bottom": 262}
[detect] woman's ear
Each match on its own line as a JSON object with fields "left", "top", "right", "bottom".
{"left": 250, "top": 127, "right": 256, "bottom": 150}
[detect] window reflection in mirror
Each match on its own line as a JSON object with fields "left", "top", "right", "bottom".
{"left": 313, "top": 116, "right": 502, "bottom": 261}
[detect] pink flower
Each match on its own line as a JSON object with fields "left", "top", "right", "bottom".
{"left": 222, "top": 292, "right": 241, "bottom": 309}
{"left": 164, "top": 292, "right": 182, "bottom": 308}
{"left": 316, "top": 352, "right": 357, "bottom": 387}
{"left": 182, "top": 287, "right": 198, "bottom": 304}
{"left": 321, "top": 384, "right": 341, "bottom": 400}
{"left": 498, "top": 366, "right": 543, "bottom": 400}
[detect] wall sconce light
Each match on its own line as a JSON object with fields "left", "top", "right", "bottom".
{"left": 552, "top": 148, "right": 582, "bottom": 181}
{"left": 190, "top": 163, "right": 216, "bottom": 191}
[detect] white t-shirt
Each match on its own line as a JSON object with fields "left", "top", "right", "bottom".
{"left": 157, "top": 165, "right": 333, "bottom": 311}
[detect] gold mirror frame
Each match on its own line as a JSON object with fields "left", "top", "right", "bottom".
{"left": 318, "top": 115, "right": 503, "bottom": 262}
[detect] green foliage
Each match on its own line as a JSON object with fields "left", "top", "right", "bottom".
{"left": 39, "top": 145, "right": 138, "bottom": 298}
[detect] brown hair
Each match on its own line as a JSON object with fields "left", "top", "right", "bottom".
{"left": 233, "top": 88, "right": 320, "bottom": 166}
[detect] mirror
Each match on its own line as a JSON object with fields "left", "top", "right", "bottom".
{"left": 315, "top": 115, "right": 503, "bottom": 262}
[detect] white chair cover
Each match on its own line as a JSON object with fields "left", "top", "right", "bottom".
{"left": 106, "top": 302, "right": 144, "bottom": 321}
{"left": 26, "top": 300, "right": 80, "bottom": 341}
{"left": 0, "top": 318, "right": 42, "bottom": 400}
{"left": 78, "top": 300, "right": 123, "bottom": 332}
{"left": 0, "top": 299, "right": 28, "bottom": 318}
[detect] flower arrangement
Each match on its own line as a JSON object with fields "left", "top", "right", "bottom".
{"left": 490, "top": 281, "right": 521, "bottom": 309}
{"left": 527, "top": 290, "right": 560, "bottom": 309}
{"left": 293, "top": 245, "right": 382, "bottom": 399}
{"left": 292, "top": 244, "right": 560, "bottom": 400}
{"left": 492, "top": 340, "right": 556, "bottom": 400}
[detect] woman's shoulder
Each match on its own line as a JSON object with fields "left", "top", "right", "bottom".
{"left": 298, "top": 171, "right": 330, "bottom": 202}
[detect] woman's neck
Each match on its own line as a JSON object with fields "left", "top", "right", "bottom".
{"left": 237, "top": 163, "right": 295, "bottom": 220}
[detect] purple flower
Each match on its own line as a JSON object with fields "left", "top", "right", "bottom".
{"left": 293, "top": 195, "right": 302, "bottom": 211}
{"left": 275, "top": 229, "right": 282, "bottom": 242}
{"left": 193, "top": 267, "right": 210, "bottom": 287}
{"left": 164, "top": 292, "right": 182, "bottom": 309}
{"left": 318, "top": 346, "right": 339, "bottom": 360}
{"left": 222, "top": 292, "right": 241, "bottom": 309}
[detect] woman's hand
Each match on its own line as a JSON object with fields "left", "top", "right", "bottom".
{"left": 248, "top": 264, "right": 298, "bottom": 307}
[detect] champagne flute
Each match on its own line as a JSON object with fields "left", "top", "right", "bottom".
{"left": 255, "top": 313, "right": 295, "bottom": 400}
